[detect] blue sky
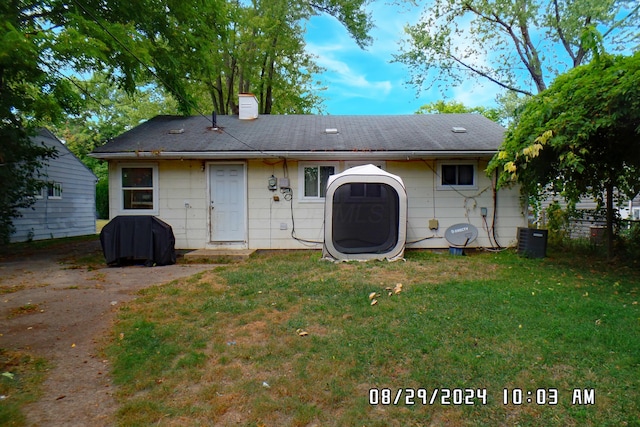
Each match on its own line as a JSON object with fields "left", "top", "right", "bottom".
{"left": 304, "top": 2, "right": 503, "bottom": 115}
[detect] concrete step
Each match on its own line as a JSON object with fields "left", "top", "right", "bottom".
{"left": 183, "top": 249, "right": 256, "bottom": 262}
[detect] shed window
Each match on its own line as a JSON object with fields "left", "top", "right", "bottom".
{"left": 47, "top": 182, "right": 62, "bottom": 199}
{"left": 119, "top": 165, "right": 158, "bottom": 212}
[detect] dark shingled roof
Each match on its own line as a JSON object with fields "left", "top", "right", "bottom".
{"left": 91, "top": 114, "right": 505, "bottom": 157}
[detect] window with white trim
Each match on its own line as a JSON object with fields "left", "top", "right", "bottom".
{"left": 119, "top": 164, "right": 158, "bottom": 213}
{"left": 437, "top": 161, "right": 478, "bottom": 190}
{"left": 47, "top": 182, "right": 62, "bottom": 199}
{"left": 300, "top": 163, "right": 336, "bottom": 199}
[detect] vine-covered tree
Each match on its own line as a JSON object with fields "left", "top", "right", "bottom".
{"left": 487, "top": 52, "right": 640, "bottom": 258}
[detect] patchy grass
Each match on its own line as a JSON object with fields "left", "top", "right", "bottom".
{"left": 0, "top": 234, "right": 99, "bottom": 258}
{"left": 7, "top": 304, "right": 43, "bottom": 319}
{"left": 0, "top": 350, "right": 49, "bottom": 427}
{"left": 106, "top": 249, "right": 640, "bottom": 426}
{"left": 96, "top": 219, "right": 109, "bottom": 234}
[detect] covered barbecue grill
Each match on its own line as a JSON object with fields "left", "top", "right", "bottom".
{"left": 100, "top": 216, "right": 176, "bottom": 266}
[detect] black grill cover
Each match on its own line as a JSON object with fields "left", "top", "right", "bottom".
{"left": 100, "top": 216, "right": 176, "bottom": 266}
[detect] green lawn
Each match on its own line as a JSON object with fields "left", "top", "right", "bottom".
{"left": 105, "top": 248, "right": 640, "bottom": 426}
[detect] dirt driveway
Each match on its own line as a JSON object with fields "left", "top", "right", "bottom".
{"left": 0, "top": 239, "right": 213, "bottom": 426}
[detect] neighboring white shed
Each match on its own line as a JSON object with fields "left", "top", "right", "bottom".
{"left": 10, "top": 129, "right": 98, "bottom": 242}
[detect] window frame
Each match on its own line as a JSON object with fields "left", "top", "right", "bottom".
{"left": 47, "top": 182, "right": 63, "bottom": 199}
{"left": 117, "top": 163, "right": 159, "bottom": 214}
{"left": 298, "top": 162, "right": 338, "bottom": 202}
{"left": 436, "top": 160, "right": 478, "bottom": 191}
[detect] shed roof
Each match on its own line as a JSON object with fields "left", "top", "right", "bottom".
{"left": 91, "top": 114, "right": 505, "bottom": 160}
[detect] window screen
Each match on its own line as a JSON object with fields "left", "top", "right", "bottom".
{"left": 331, "top": 183, "right": 399, "bottom": 254}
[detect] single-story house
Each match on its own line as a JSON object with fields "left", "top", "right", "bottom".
{"left": 91, "top": 96, "right": 526, "bottom": 250}
{"left": 11, "top": 129, "right": 98, "bottom": 243}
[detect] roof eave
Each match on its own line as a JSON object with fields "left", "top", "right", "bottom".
{"left": 90, "top": 150, "right": 498, "bottom": 161}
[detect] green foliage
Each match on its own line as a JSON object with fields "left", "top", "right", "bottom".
{"left": 53, "top": 73, "right": 178, "bottom": 202}
{"left": 488, "top": 51, "right": 640, "bottom": 257}
{"left": 0, "top": 350, "right": 49, "bottom": 427}
{"left": 0, "top": 127, "right": 57, "bottom": 243}
{"left": 620, "top": 222, "right": 640, "bottom": 264}
{"left": 2, "top": 0, "right": 375, "bottom": 236}
{"left": 95, "top": 177, "right": 109, "bottom": 219}
{"left": 416, "top": 99, "right": 503, "bottom": 122}
{"left": 545, "top": 201, "right": 571, "bottom": 245}
{"left": 489, "top": 52, "right": 640, "bottom": 197}
{"left": 396, "top": 0, "right": 639, "bottom": 96}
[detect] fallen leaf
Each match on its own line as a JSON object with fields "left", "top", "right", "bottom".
{"left": 71, "top": 343, "right": 76, "bottom": 348}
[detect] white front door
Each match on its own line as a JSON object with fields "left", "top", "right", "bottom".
{"left": 209, "top": 164, "right": 246, "bottom": 242}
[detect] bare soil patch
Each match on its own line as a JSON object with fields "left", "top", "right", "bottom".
{"left": 0, "top": 238, "right": 213, "bottom": 426}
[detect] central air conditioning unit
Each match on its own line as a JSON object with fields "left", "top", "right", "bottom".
{"left": 517, "top": 227, "right": 548, "bottom": 258}
{"left": 322, "top": 165, "right": 407, "bottom": 262}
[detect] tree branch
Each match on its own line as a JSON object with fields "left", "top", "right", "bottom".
{"left": 462, "top": 2, "right": 545, "bottom": 92}
{"left": 552, "top": 0, "right": 577, "bottom": 65}
{"left": 449, "top": 54, "right": 534, "bottom": 96}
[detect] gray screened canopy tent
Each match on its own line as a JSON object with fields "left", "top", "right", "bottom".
{"left": 322, "top": 164, "right": 407, "bottom": 261}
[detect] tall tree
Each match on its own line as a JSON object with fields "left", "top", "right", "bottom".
{"left": 53, "top": 74, "right": 178, "bottom": 218}
{"left": 0, "top": 1, "right": 79, "bottom": 243}
{"left": 62, "top": 0, "right": 372, "bottom": 116}
{"left": 487, "top": 52, "right": 640, "bottom": 258}
{"left": 1, "top": 0, "right": 374, "bottom": 241}
{"left": 395, "top": 0, "right": 639, "bottom": 96}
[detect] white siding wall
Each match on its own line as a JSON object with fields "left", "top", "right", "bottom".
{"left": 11, "top": 136, "right": 97, "bottom": 243}
{"left": 391, "top": 160, "right": 525, "bottom": 249}
{"left": 247, "top": 159, "right": 325, "bottom": 250}
{"left": 108, "top": 160, "right": 209, "bottom": 249}
{"left": 108, "top": 158, "right": 525, "bottom": 250}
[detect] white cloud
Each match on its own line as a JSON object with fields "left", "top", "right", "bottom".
{"left": 307, "top": 41, "right": 394, "bottom": 97}
{"left": 303, "top": 2, "right": 433, "bottom": 113}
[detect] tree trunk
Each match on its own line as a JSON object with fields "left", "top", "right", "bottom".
{"left": 605, "top": 178, "right": 614, "bottom": 260}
